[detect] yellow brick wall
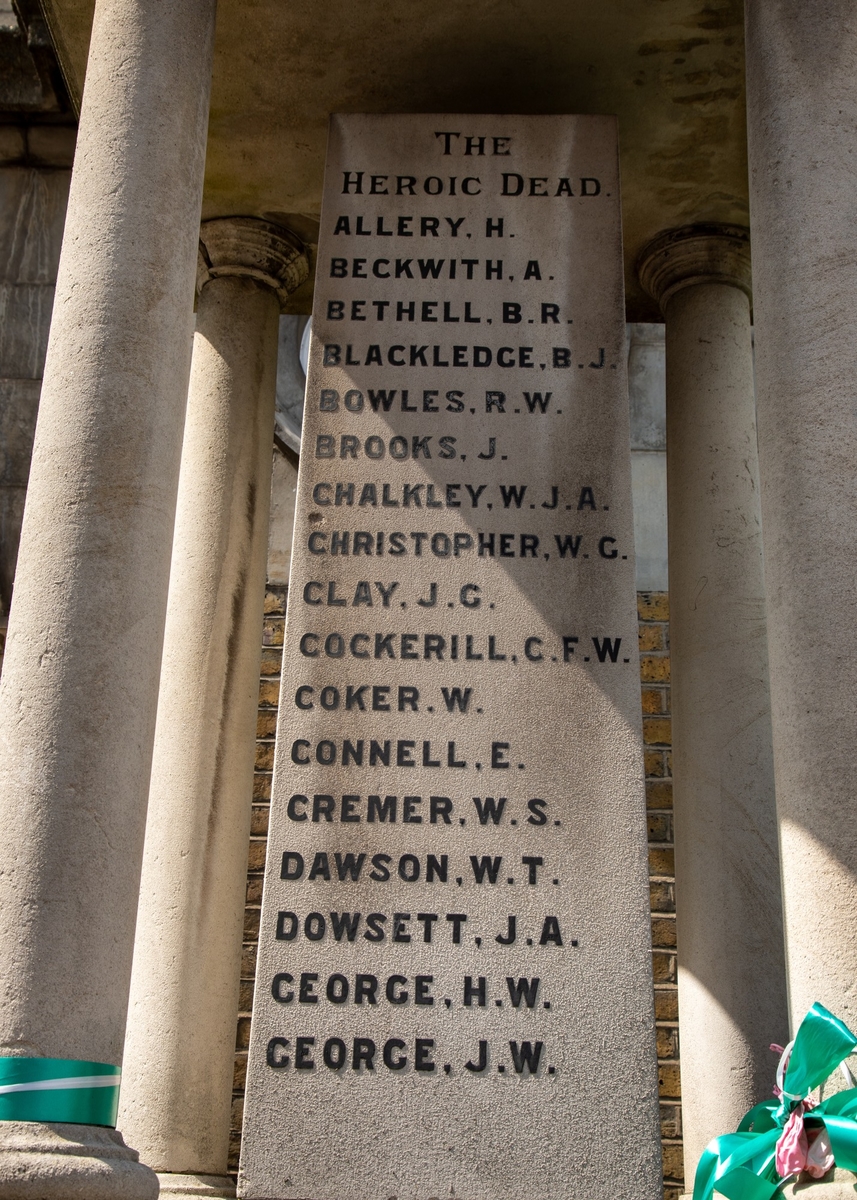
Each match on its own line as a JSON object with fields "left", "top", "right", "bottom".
{"left": 231, "top": 587, "right": 683, "bottom": 1196}
{"left": 638, "top": 592, "right": 683, "bottom": 1198}
{"left": 229, "top": 583, "right": 286, "bottom": 1167}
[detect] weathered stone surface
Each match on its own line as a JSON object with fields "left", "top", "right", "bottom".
{"left": 197, "top": 218, "right": 308, "bottom": 306}
{"left": 682, "top": 1171, "right": 857, "bottom": 1200}
{"left": 0, "top": 1122, "right": 158, "bottom": 1200}
{"left": 274, "top": 314, "right": 310, "bottom": 450}
{"left": 0, "top": 125, "right": 26, "bottom": 165}
{"left": 0, "top": 168, "right": 70, "bottom": 619}
{"left": 240, "top": 113, "right": 660, "bottom": 1200}
{"left": 781, "top": 1170, "right": 857, "bottom": 1198}
{"left": 0, "top": 281, "right": 54, "bottom": 376}
{"left": 119, "top": 272, "right": 280, "bottom": 1177}
{"left": 746, "top": 0, "right": 857, "bottom": 1033}
{"left": 0, "top": 378, "right": 39, "bottom": 483}
{"left": 0, "top": 0, "right": 217, "bottom": 1195}
{"left": 157, "top": 1174, "right": 236, "bottom": 1199}
{"left": 640, "top": 228, "right": 787, "bottom": 1177}
{"left": 0, "top": 485, "right": 25, "bottom": 613}
{"left": 0, "top": 167, "right": 69, "bottom": 284}
{"left": 267, "top": 448, "right": 298, "bottom": 585}
{"left": 627, "top": 322, "right": 668, "bottom": 591}
{"left": 121, "top": 221, "right": 307, "bottom": 1188}
{"left": 0, "top": 21, "right": 48, "bottom": 111}
{"left": 0, "top": 378, "right": 40, "bottom": 618}
{"left": 27, "top": 126, "right": 77, "bottom": 169}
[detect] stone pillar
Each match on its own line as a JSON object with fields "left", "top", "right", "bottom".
{"left": 118, "top": 218, "right": 308, "bottom": 1199}
{"left": 639, "top": 226, "right": 788, "bottom": 1181}
{"left": 745, "top": 0, "right": 857, "bottom": 1041}
{"left": 0, "top": 0, "right": 216, "bottom": 1195}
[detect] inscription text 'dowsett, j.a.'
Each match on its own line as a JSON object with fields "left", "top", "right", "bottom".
{"left": 239, "top": 114, "right": 661, "bottom": 1200}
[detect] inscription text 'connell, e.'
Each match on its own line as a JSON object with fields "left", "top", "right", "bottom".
{"left": 239, "top": 113, "right": 661, "bottom": 1200}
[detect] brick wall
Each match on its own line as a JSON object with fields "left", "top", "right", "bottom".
{"left": 639, "top": 592, "right": 683, "bottom": 1197}
{"left": 230, "top": 582, "right": 287, "bottom": 1168}
{"left": 232, "top": 587, "right": 683, "bottom": 1196}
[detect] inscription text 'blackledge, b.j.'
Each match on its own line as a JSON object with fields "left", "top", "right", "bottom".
{"left": 239, "top": 113, "right": 661, "bottom": 1200}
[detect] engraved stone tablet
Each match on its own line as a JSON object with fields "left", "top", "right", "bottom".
{"left": 240, "top": 114, "right": 661, "bottom": 1200}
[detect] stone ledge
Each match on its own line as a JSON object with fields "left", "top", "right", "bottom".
{"left": 784, "top": 1170, "right": 857, "bottom": 1197}
{"left": 681, "top": 1170, "right": 857, "bottom": 1200}
{"left": 157, "top": 1173, "right": 236, "bottom": 1199}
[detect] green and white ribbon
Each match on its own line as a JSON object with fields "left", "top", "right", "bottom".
{"left": 0, "top": 1058, "right": 120, "bottom": 1126}
{"left": 694, "top": 1003, "right": 857, "bottom": 1200}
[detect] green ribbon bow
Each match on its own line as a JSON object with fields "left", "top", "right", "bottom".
{"left": 0, "top": 1057, "right": 121, "bottom": 1126}
{"left": 694, "top": 1003, "right": 857, "bottom": 1200}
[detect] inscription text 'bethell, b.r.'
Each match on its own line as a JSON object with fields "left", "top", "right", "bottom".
{"left": 239, "top": 114, "right": 661, "bottom": 1200}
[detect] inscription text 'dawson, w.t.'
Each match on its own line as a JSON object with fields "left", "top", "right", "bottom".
{"left": 239, "top": 114, "right": 661, "bottom": 1200}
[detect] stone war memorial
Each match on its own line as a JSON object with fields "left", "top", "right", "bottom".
{"left": 1, "top": 3, "right": 857, "bottom": 1200}
{"left": 239, "top": 113, "right": 661, "bottom": 1200}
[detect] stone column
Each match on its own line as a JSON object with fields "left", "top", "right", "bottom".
{"left": 0, "top": 0, "right": 216, "bottom": 1195}
{"left": 118, "top": 218, "right": 308, "bottom": 1199}
{"left": 745, "top": 0, "right": 857, "bottom": 1042}
{"left": 639, "top": 226, "right": 788, "bottom": 1181}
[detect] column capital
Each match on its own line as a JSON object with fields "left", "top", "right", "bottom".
{"left": 197, "top": 217, "right": 309, "bottom": 307}
{"left": 637, "top": 223, "right": 751, "bottom": 313}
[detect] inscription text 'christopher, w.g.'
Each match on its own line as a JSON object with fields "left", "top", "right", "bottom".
{"left": 239, "top": 114, "right": 661, "bottom": 1200}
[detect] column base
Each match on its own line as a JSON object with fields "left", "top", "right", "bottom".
{"left": 0, "top": 1121, "right": 158, "bottom": 1200}
{"left": 681, "top": 1169, "right": 857, "bottom": 1200}
{"left": 157, "top": 1174, "right": 236, "bottom": 1198}
{"left": 781, "top": 1169, "right": 857, "bottom": 1197}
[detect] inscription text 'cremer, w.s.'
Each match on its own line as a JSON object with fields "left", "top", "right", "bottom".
{"left": 239, "top": 113, "right": 662, "bottom": 1200}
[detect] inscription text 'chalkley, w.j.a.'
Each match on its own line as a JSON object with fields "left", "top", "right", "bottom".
{"left": 240, "top": 113, "right": 661, "bottom": 1200}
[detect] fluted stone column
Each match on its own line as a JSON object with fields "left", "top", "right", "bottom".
{"left": 639, "top": 226, "right": 788, "bottom": 1182}
{"left": 118, "top": 219, "right": 308, "bottom": 1199}
{"left": 0, "top": 0, "right": 217, "bottom": 1195}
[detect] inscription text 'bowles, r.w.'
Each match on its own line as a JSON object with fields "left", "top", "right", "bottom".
{"left": 239, "top": 113, "right": 661, "bottom": 1200}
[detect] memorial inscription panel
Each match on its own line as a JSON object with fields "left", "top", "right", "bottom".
{"left": 240, "top": 114, "right": 661, "bottom": 1200}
